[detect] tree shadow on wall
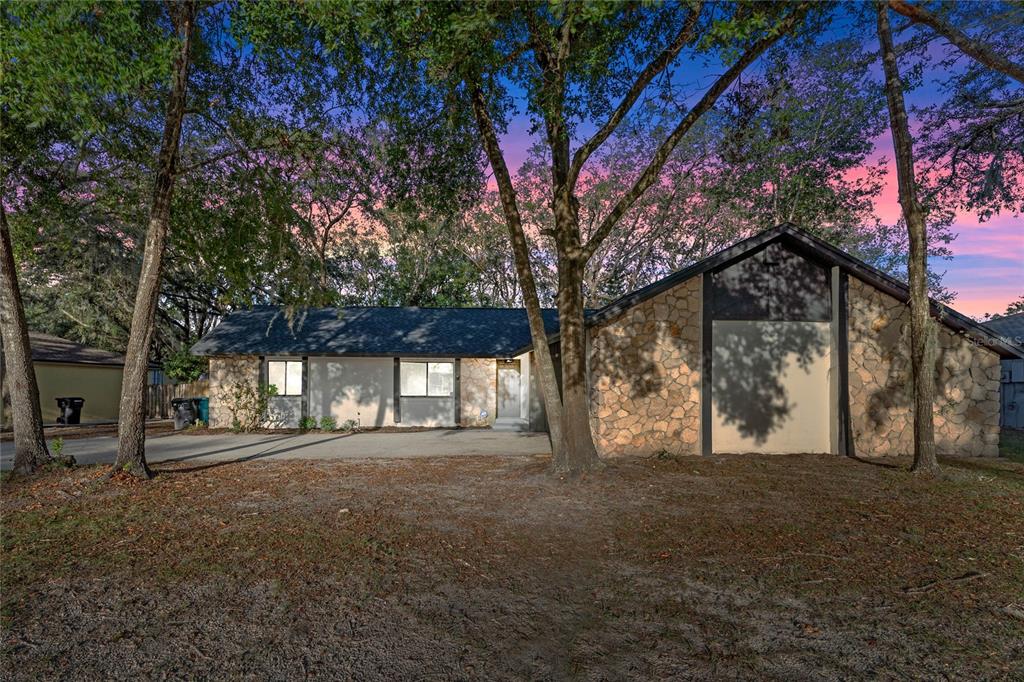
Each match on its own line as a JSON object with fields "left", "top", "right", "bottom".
{"left": 711, "top": 321, "right": 830, "bottom": 445}
{"left": 708, "top": 242, "right": 833, "bottom": 445}
{"left": 864, "top": 318, "right": 952, "bottom": 433}
{"left": 589, "top": 315, "right": 687, "bottom": 411}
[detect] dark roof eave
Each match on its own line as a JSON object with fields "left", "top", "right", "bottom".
{"left": 191, "top": 350, "right": 528, "bottom": 359}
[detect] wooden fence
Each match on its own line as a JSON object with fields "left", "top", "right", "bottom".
{"left": 146, "top": 380, "right": 209, "bottom": 420}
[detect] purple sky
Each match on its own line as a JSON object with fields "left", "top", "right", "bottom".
{"left": 495, "top": 9, "right": 1022, "bottom": 319}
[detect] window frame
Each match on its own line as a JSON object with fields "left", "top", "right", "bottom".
{"left": 266, "top": 359, "right": 304, "bottom": 397}
{"left": 400, "top": 360, "right": 455, "bottom": 398}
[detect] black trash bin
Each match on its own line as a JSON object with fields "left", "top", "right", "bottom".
{"left": 55, "top": 397, "right": 85, "bottom": 425}
{"left": 171, "top": 397, "right": 198, "bottom": 431}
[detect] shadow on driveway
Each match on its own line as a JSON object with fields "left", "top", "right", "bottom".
{"left": 153, "top": 433, "right": 358, "bottom": 474}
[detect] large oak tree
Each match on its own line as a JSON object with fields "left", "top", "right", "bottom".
{"left": 319, "top": 1, "right": 815, "bottom": 473}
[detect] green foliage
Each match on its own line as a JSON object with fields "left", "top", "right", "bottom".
{"left": 319, "top": 416, "right": 337, "bottom": 432}
{"left": 227, "top": 382, "right": 277, "bottom": 433}
{"left": 299, "top": 416, "right": 318, "bottom": 432}
{"left": 163, "top": 348, "right": 207, "bottom": 383}
{"left": 1, "top": 1, "right": 175, "bottom": 149}
{"left": 905, "top": 2, "right": 1024, "bottom": 220}
{"left": 50, "top": 437, "right": 64, "bottom": 459}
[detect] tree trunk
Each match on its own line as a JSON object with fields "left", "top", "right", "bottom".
{"left": 553, "top": 252, "right": 600, "bottom": 474}
{"left": 877, "top": 2, "right": 938, "bottom": 473}
{"left": 114, "top": 1, "right": 196, "bottom": 478}
{"left": 469, "top": 86, "right": 565, "bottom": 462}
{"left": 887, "top": 0, "right": 1024, "bottom": 84}
{"left": 545, "top": 182, "right": 601, "bottom": 474}
{"left": 0, "top": 204, "right": 50, "bottom": 475}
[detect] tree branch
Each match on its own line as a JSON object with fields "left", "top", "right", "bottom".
{"left": 568, "top": 3, "right": 702, "bottom": 190}
{"left": 887, "top": 0, "right": 1024, "bottom": 84}
{"left": 582, "top": 5, "right": 808, "bottom": 261}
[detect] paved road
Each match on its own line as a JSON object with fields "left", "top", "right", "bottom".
{"left": 0, "top": 429, "right": 552, "bottom": 470}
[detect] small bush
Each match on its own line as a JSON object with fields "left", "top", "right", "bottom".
{"left": 319, "top": 416, "right": 337, "bottom": 431}
{"left": 299, "top": 416, "right": 318, "bottom": 431}
{"left": 45, "top": 437, "right": 75, "bottom": 469}
{"left": 226, "top": 381, "right": 277, "bottom": 433}
{"left": 340, "top": 419, "right": 359, "bottom": 433}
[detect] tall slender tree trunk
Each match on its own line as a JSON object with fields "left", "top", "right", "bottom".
{"left": 877, "top": 2, "right": 938, "bottom": 473}
{"left": 114, "top": 1, "right": 196, "bottom": 478}
{"left": 553, "top": 253, "right": 600, "bottom": 474}
{"left": 551, "top": 192, "right": 600, "bottom": 475}
{"left": 469, "top": 86, "right": 564, "bottom": 462}
{"left": 0, "top": 204, "right": 50, "bottom": 475}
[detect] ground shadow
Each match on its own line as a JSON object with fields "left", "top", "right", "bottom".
{"left": 152, "top": 433, "right": 357, "bottom": 475}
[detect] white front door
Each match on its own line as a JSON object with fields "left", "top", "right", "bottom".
{"left": 497, "top": 365, "right": 521, "bottom": 418}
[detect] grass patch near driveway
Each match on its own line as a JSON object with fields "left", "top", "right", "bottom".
{"left": 3, "top": 453, "right": 1023, "bottom": 679}
{"left": 1001, "top": 427, "right": 1024, "bottom": 463}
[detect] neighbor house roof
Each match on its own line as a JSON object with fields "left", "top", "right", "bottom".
{"left": 27, "top": 332, "right": 131, "bottom": 367}
{"left": 983, "top": 312, "right": 1024, "bottom": 348}
{"left": 190, "top": 306, "right": 561, "bottom": 358}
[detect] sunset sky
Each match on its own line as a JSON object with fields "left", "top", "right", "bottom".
{"left": 494, "top": 7, "right": 1021, "bottom": 320}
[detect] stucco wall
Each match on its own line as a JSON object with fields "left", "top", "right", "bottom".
{"left": 710, "top": 320, "right": 832, "bottom": 454}
{"left": 35, "top": 363, "right": 124, "bottom": 424}
{"left": 208, "top": 355, "right": 260, "bottom": 429}
{"left": 848, "top": 278, "right": 1001, "bottom": 456}
{"left": 309, "top": 357, "right": 394, "bottom": 427}
{"left": 589, "top": 276, "right": 702, "bottom": 456}
{"left": 460, "top": 358, "right": 496, "bottom": 426}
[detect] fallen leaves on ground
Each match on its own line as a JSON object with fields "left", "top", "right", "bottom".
{"left": 2, "top": 452, "right": 1023, "bottom": 679}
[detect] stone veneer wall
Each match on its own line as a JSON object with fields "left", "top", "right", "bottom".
{"left": 589, "top": 276, "right": 702, "bottom": 456}
{"left": 208, "top": 355, "right": 261, "bottom": 429}
{"left": 460, "top": 358, "right": 497, "bottom": 427}
{"left": 848, "top": 278, "right": 1001, "bottom": 456}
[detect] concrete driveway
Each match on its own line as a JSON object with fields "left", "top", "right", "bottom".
{"left": 0, "top": 429, "right": 552, "bottom": 470}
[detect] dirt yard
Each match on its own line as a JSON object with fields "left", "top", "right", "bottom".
{"left": 2, "top": 452, "right": 1023, "bottom": 680}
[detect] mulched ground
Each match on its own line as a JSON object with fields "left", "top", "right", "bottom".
{"left": 2, "top": 452, "right": 1023, "bottom": 680}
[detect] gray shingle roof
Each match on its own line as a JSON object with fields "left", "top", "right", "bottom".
{"left": 28, "top": 332, "right": 129, "bottom": 366}
{"left": 983, "top": 312, "right": 1024, "bottom": 348}
{"left": 190, "top": 306, "right": 561, "bottom": 358}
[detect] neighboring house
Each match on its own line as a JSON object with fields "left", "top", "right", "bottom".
{"left": 983, "top": 312, "right": 1024, "bottom": 429}
{"left": 0, "top": 333, "right": 142, "bottom": 427}
{"left": 192, "top": 225, "right": 1022, "bottom": 457}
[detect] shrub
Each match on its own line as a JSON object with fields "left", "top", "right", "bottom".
{"left": 299, "top": 416, "right": 318, "bottom": 431}
{"left": 340, "top": 419, "right": 358, "bottom": 432}
{"left": 226, "top": 381, "right": 277, "bottom": 433}
{"left": 319, "top": 416, "right": 337, "bottom": 431}
{"left": 45, "top": 437, "right": 75, "bottom": 468}
{"left": 163, "top": 347, "right": 207, "bottom": 383}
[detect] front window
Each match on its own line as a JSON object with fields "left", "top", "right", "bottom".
{"left": 400, "top": 361, "right": 454, "bottom": 397}
{"left": 267, "top": 360, "right": 303, "bottom": 396}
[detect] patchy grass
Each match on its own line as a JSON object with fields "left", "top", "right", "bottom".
{"left": 2, "top": 453, "right": 1023, "bottom": 679}
{"left": 1001, "top": 427, "right": 1024, "bottom": 463}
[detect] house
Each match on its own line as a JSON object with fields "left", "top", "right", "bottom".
{"left": 983, "top": 312, "right": 1024, "bottom": 429}
{"left": 192, "top": 225, "right": 1022, "bottom": 457}
{"left": 0, "top": 332, "right": 156, "bottom": 427}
